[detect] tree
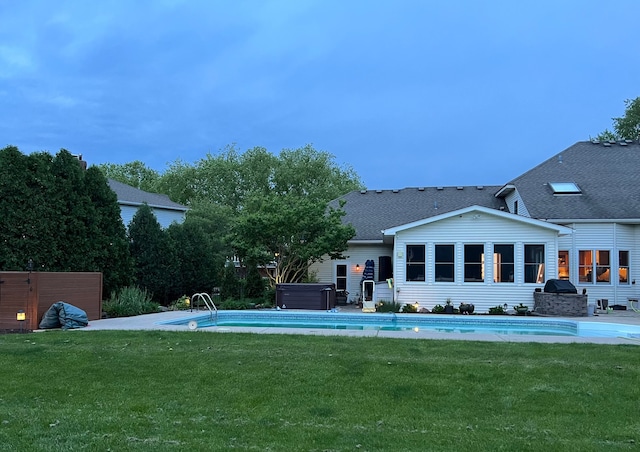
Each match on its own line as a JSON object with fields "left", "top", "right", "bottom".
{"left": 232, "top": 194, "right": 355, "bottom": 285}
{"left": 594, "top": 97, "right": 640, "bottom": 141}
{"left": 84, "top": 166, "right": 133, "bottom": 297}
{"left": 97, "top": 161, "right": 160, "bottom": 192}
{"left": 128, "top": 204, "right": 176, "bottom": 304}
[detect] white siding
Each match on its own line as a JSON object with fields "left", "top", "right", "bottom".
{"left": 558, "top": 222, "right": 640, "bottom": 306}
{"left": 504, "top": 189, "right": 531, "bottom": 217}
{"left": 309, "top": 243, "right": 393, "bottom": 303}
{"left": 392, "top": 211, "right": 560, "bottom": 312}
{"left": 119, "top": 205, "right": 186, "bottom": 229}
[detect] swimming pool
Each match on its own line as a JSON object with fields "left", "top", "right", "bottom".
{"left": 163, "top": 310, "right": 640, "bottom": 339}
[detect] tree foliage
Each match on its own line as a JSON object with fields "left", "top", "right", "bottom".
{"left": 0, "top": 147, "right": 132, "bottom": 297}
{"left": 128, "top": 204, "right": 176, "bottom": 305}
{"left": 232, "top": 194, "right": 355, "bottom": 285}
{"left": 98, "top": 160, "right": 160, "bottom": 192}
{"left": 594, "top": 97, "right": 640, "bottom": 141}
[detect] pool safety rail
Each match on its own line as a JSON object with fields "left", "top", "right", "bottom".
{"left": 191, "top": 293, "right": 218, "bottom": 323}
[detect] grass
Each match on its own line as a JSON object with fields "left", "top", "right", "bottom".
{"left": 1, "top": 331, "right": 639, "bottom": 451}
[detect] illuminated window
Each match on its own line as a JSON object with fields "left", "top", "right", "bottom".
{"left": 558, "top": 250, "right": 569, "bottom": 280}
{"left": 619, "top": 251, "right": 629, "bottom": 284}
{"left": 595, "top": 250, "right": 610, "bottom": 284}
{"left": 579, "top": 250, "right": 593, "bottom": 283}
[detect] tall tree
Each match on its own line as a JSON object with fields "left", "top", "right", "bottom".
{"left": 98, "top": 161, "right": 160, "bottom": 192}
{"left": 84, "top": 166, "right": 133, "bottom": 297}
{"left": 595, "top": 97, "right": 640, "bottom": 141}
{"left": 128, "top": 204, "right": 176, "bottom": 304}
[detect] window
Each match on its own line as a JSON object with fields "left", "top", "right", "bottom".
{"left": 494, "top": 244, "right": 514, "bottom": 283}
{"left": 524, "top": 244, "right": 545, "bottom": 283}
{"left": 406, "top": 245, "right": 425, "bottom": 282}
{"left": 336, "top": 264, "right": 347, "bottom": 291}
{"left": 558, "top": 250, "right": 569, "bottom": 280}
{"left": 464, "top": 244, "right": 484, "bottom": 282}
{"left": 619, "top": 251, "right": 630, "bottom": 284}
{"left": 595, "top": 250, "right": 610, "bottom": 283}
{"left": 579, "top": 250, "right": 593, "bottom": 283}
{"left": 514, "top": 200, "right": 519, "bottom": 215}
{"left": 549, "top": 182, "right": 581, "bottom": 194}
{"left": 579, "top": 250, "right": 611, "bottom": 284}
{"left": 435, "top": 244, "right": 454, "bottom": 282}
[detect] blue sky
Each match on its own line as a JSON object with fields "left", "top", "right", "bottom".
{"left": 1, "top": 0, "right": 638, "bottom": 189}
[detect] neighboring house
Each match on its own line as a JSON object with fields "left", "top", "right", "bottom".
{"left": 107, "top": 179, "right": 188, "bottom": 228}
{"left": 310, "top": 140, "right": 640, "bottom": 311}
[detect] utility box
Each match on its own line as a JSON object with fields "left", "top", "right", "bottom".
{"left": 275, "top": 283, "right": 336, "bottom": 310}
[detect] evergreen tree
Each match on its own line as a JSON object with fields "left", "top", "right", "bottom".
{"left": 84, "top": 166, "right": 133, "bottom": 297}
{"left": 128, "top": 204, "right": 176, "bottom": 304}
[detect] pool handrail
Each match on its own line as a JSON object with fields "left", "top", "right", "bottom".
{"left": 191, "top": 292, "right": 218, "bottom": 323}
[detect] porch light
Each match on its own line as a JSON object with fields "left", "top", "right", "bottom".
{"left": 16, "top": 310, "right": 26, "bottom": 322}
{"left": 356, "top": 264, "right": 360, "bottom": 271}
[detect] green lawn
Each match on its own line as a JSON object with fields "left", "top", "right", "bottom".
{"left": 1, "top": 331, "right": 638, "bottom": 451}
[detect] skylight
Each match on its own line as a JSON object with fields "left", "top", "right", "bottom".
{"left": 549, "top": 182, "right": 581, "bottom": 194}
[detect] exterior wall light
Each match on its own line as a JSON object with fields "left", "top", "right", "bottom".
{"left": 17, "top": 310, "right": 26, "bottom": 321}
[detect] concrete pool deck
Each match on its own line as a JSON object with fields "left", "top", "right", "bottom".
{"left": 76, "top": 306, "right": 640, "bottom": 345}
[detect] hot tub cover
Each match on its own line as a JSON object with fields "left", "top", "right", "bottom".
{"left": 543, "top": 279, "right": 578, "bottom": 294}
{"left": 39, "top": 301, "right": 89, "bottom": 330}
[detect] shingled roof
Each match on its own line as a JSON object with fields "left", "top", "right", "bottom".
{"left": 333, "top": 186, "right": 507, "bottom": 241}
{"left": 503, "top": 140, "right": 640, "bottom": 221}
{"left": 107, "top": 179, "right": 188, "bottom": 212}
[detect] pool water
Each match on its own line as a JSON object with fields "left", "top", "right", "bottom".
{"left": 163, "top": 311, "right": 640, "bottom": 338}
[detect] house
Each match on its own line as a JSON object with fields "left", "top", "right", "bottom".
{"left": 310, "top": 140, "right": 640, "bottom": 311}
{"left": 107, "top": 179, "right": 188, "bottom": 228}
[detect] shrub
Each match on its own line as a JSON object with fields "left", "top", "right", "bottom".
{"left": 169, "top": 295, "right": 191, "bottom": 311}
{"left": 401, "top": 303, "right": 418, "bottom": 313}
{"left": 376, "top": 300, "right": 402, "bottom": 313}
{"left": 219, "top": 298, "right": 259, "bottom": 310}
{"left": 432, "top": 304, "right": 445, "bottom": 314}
{"left": 103, "top": 286, "right": 160, "bottom": 318}
{"left": 488, "top": 305, "right": 506, "bottom": 315}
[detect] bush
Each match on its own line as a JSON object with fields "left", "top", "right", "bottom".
{"left": 103, "top": 286, "right": 160, "bottom": 318}
{"left": 402, "top": 303, "right": 418, "bottom": 313}
{"left": 432, "top": 304, "right": 445, "bottom": 314}
{"left": 168, "top": 295, "right": 191, "bottom": 311}
{"left": 488, "top": 305, "right": 506, "bottom": 315}
{"left": 376, "top": 300, "right": 402, "bottom": 313}
{"left": 219, "top": 298, "right": 260, "bottom": 310}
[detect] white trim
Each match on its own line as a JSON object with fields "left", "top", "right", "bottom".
{"left": 382, "top": 205, "right": 573, "bottom": 237}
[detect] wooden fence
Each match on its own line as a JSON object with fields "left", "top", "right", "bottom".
{"left": 0, "top": 272, "right": 102, "bottom": 331}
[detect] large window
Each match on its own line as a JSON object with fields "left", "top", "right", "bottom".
{"left": 494, "top": 244, "right": 514, "bottom": 283}
{"left": 524, "top": 244, "right": 545, "bottom": 283}
{"left": 406, "top": 245, "right": 425, "bottom": 282}
{"left": 619, "top": 251, "right": 630, "bottom": 284}
{"left": 435, "top": 244, "right": 454, "bottom": 282}
{"left": 579, "top": 250, "right": 612, "bottom": 284}
{"left": 464, "top": 244, "right": 484, "bottom": 282}
{"left": 558, "top": 250, "right": 569, "bottom": 280}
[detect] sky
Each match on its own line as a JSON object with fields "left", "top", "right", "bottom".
{"left": 1, "top": 0, "right": 639, "bottom": 189}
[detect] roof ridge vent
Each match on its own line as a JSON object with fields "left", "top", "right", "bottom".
{"left": 436, "top": 186, "right": 444, "bottom": 190}
{"left": 591, "top": 139, "right": 600, "bottom": 144}
{"left": 456, "top": 186, "right": 463, "bottom": 190}
{"left": 375, "top": 189, "right": 383, "bottom": 194}
{"left": 392, "top": 189, "right": 399, "bottom": 193}
{"left": 476, "top": 186, "right": 484, "bottom": 190}
{"left": 360, "top": 190, "right": 367, "bottom": 194}
{"left": 417, "top": 187, "right": 425, "bottom": 191}
{"left": 603, "top": 142, "right": 611, "bottom": 147}
{"left": 620, "top": 141, "right": 628, "bottom": 146}
{"left": 625, "top": 139, "right": 633, "bottom": 143}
